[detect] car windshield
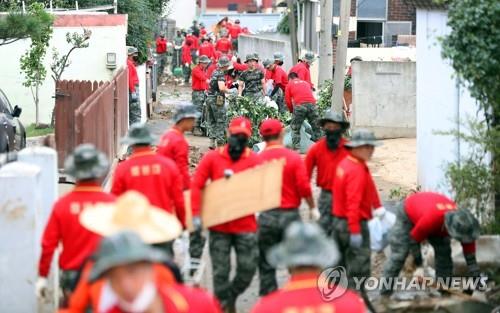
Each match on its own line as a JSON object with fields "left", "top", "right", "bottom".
{"left": 0, "top": 89, "right": 13, "bottom": 114}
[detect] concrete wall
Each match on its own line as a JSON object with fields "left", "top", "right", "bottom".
{"left": 238, "top": 34, "right": 293, "bottom": 71}
{"left": 351, "top": 61, "right": 416, "bottom": 138}
{"left": 416, "top": 9, "right": 478, "bottom": 193}
{"left": 199, "top": 13, "right": 282, "bottom": 33}
{"left": 0, "top": 14, "right": 127, "bottom": 125}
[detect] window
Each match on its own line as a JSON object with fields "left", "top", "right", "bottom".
{"left": 0, "top": 90, "right": 13, "bottom": 114}
{"left": 357, "top": 0, "right": 387, "bottom": 19}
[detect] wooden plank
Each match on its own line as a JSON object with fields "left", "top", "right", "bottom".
{"left": 201, "top": 159, "right": 284, "bottom": 228}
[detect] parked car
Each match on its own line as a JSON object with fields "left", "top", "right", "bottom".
{"left": 0, "top": 89, "right": 26, "bottom": 152}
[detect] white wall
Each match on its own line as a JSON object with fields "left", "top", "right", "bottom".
{"left": 0, "top": 16, "right": 127, "bottom": 125}
{"left": 167, "top": 0, "right": 197, "bottom": 30}
{"left": 416, "top": 9, "right": 478, "bottom": 194}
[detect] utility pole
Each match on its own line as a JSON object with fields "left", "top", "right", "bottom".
{"left": 287, "top": 0, "right": 299, "bottom": 62}
{"left": 318, "top": 0, "right": 333, "bottom": 85}
{"left": 331, "top": 0, "right": 351, "bottom": 113}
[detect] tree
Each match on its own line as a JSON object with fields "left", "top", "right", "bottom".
{"left": 441, "top": 0, "right": 500, "bottom": 228}
{"left": 19, "top": 2, "right": 53, "bottom": 128}
{"left": 0, "top": 1, "right": 53, "bottom": 46}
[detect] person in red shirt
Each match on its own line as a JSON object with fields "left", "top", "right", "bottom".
{"left": 36, "top": 144, "right": 115, "bottom": 301}
{"left": 381, "top": 192, "right": 481, "bottom": 295}
{"left": 82, "top": 231, "right": 222, "bottom": 313}
{"left": 111, "top": 124, "right": 185, "bottom": 256}
{"left": 263, "top": 59, "right": 288, "bottom": 112}
{"left": 187, "top": 55, "right": 210, "bottom": 135}
{"left": 215, "top": 32, "right": 232, "bottom": 54}
{"left": 198, "top": 37, "right": 216, "bottom": 60}
{"left": 285, "top": 72, "right": 322, "bottom": 150}
{"left": 257, "top": 119, "right": 316, "bottom": 296}
{"left": 229, "top": 19, "right": 242, "bottom": 51}
{"left": 251, "top": 222, "right": 366, "bottom": 313}
{"left": 181, "top": 40, "right": 193, "bottom": 85}
{"left": 156, "top": 34, "right": 167, "bottom": 54}
{"left": 127, "top": 46, "right": 140, "bottom": 125}
{"left": 332, "top": 129, "right": 382, "bottom": 289}
{"left": 288, "top": 51, "right": 315, "bottom": 90}
{"left": 305, "top": 110, "right": 350, "bottom": 235}
{"left": 190, "top": 117, "right": 261, "bottom": 312}
{"left": 200, "top": 22, "right": 207, "bottom": 37}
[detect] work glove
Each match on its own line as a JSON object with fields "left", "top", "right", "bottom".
{"left": 192, "top": 216, "right": 202, "bottom": 232}
{"left": 309, "top": 208, "right": 320, "bottom": 222}
{"left": 372, "top": 206, "right": 386, "bottom": 219}
{"left": 224, "top": 169, "right": 234, "bottom": 179}
{"left": 35, "top": 277, "right": 48, "bottom": 300}
{"left": 349, "top": 234, "right": 363, "bottom": 249}
{"left": 412, "top": 266, "right": 425, "bottom": 279}
{"left": 185, "top": 62, "right": 189, "bottom": 67}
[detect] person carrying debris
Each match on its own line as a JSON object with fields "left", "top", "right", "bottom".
{"left": 189, "top": 56, "right": 211, "bottom": 135}
{"left": 305, "top": 110, "right": 350, "bottom": 235}
{"left": 257, "top": 119, "right": 317, "bottom": 296}
{"left": 238, "top": 53, "right": 265, "bottom": 101}
{"left": 331, "top": 129, "right": 382, "bottom": 289}
{"left": 36, "top": 144, "right": 115, "bottom": 302}
{"left": 289, "top": 51, "right": 315, "bottom": 90}
{"left": 111, "top": 124, "right": 186, "bottom": 256}
{"left": 68, "top": 230, "right": 222, "bottom": 313}
{"left": 206, "top": 56, "right": 232, "bottom": 148}
{"left": 190, "top": 117, "right": 261, "bottom": 313}
{"left": 285, "top": 72, "right": 322, "bottom": 150}
{"left": 127, "top": 46, "right": 140, "bottom": 125}
{"left": 263, "top": 58, "right": 288, "bottom": 112}
{"left": 381, "top": 191, "right": 481, "bottom": 295}
{"left": 251, "top": 222, "right": 366, "bottom": 313}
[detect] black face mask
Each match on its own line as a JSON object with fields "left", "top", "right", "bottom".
{"left": 228, "top": 134, "right": 248, "bottom": 161}
{"left": 132, "top": 56, "right": 139, "bottom": 63}
{"left": 325, "top": 129, "right": 344, "bottom": 150}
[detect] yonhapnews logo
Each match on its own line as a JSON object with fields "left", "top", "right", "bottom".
{"left": 317, "top": 266, "right": 349, "bottom": 301}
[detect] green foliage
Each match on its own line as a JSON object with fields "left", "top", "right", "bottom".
{"left": 226, "top": 96, "right": 291, "bottom": 146}
{"left": 389, "top": 186, "right": 422, "bottom": 201}
{"left": 51, "top": 29, "right": 92, "bottom": 82}
{"left": 0, "top": 1, "right": 54, "bottom": 46}
{"left": 317, "top": 79, "right": 333, "bottom": 115}
{"left": 438, "top": 117, "right": 499, "bottom": 233}
{"left": 277, "top": 3, "right": 297, "bottom": 35}
{"left": 25, "top": 123, "right": 54, "bottom": 138}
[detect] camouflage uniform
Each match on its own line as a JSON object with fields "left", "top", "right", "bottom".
{"left": 207, "top": 69, "right": 227, "bottom": 146}
{"left": 290, "top": 103, "right": 321, "bottom": 149}
{"left": 271, "top": 88, "right": 285, "bottom": 113}
{"left": 331, "top": 217, "right": 371, "bottom": 289}
{"left": 129, "top": 89, "right": 141, "bottom": 125}
{"left": 317, "top": 189, "right": 333, "bottom": 236}
{"left": 60, "top": 270, "right": 80, "bottom": 296}
{"left": 209, "top": 231, "right": 258, "bottom": 309}
{"left": 240, "top": 69, "right": 264, "bottom": 101}
{"left": 192, "top": 90, "right": 206, "bottom": 129}
{"left": 172, "top": 35, "right": 184, "bottom": 71}
{"left": 258, "top": 208, "right": 301, "bottom": 296}
{"left": 189, "top": 230, "right": 206, "bottom": 260}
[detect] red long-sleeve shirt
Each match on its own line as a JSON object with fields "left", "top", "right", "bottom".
{"left": 332, "top": 155, "right": 381, "bottom": 234}
{"left": 191, "top": 64, "right": 209, "bottom": 91}
{"left": 251, "top": 272, "right": 366, "bottom": 313}
{"left": 181, "top": 45, "right": 192, "bottom": 64}
{"left": 229, "top": 24, "right": 242, "bottom": 39}
{"left": 259, "top": 144, "right": 312, "bottom": 209}
{"left": 190, "top": 146, "right": 261, "bottom": 233}
{"left": 215, "top": 38, "right": 232, "bottom": 53}
{"left": 38, "top": 183, "right": 115, "bottom": 277}
{"left": 289, "top": 61, "right": 313, "bottom": 88}
{"left": 157, "top": 128, "right": 191, "bottom": 190}
{"left": 111, "top": 147, "right": 186, "bottom": 227}
{"left": 233, "top": 62, "right": 248, "bottom": 72}
{"left": 405, "top": 192, "right": 476, "bottom": 254}
{"left": 198, "top": 41, "right": 216, "bottom": 60}
{"left": 186, "top": 34, "right": 199, "bottom": 49}
{"left": 268, "top": 65, "right": 288, "bottom": 91}
{"left": 127, "top": 59, "right": 139, "bottom": 93}
{"left": 305, "top": 138, "right": 349, "bottom": 190}
{"left": 156, "top": 37, "right": 167, "bottom": 54}
{"left": 284, "top": 78, "right": 316, "bottom": 111}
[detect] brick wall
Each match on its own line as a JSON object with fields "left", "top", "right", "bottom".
{"left": 388, "top": 0, "right": 416, "bottom": 33}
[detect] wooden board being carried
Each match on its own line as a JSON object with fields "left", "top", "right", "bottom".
{"left": 200, "top": 159, "right": 285, "bottom": 228}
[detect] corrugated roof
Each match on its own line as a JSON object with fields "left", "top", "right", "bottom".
{"left": 404, "top": 0, "right": 448, "bottom": 10}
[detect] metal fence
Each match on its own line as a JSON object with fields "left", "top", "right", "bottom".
{"left": 55, "top": 68, "right": 128, "bottom": 168}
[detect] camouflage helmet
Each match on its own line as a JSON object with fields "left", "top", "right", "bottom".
{"left": 319, "top": 110, "right": 350, "bottom": 128}
{"left": 244, "top": 53, "right": 259, "bottom": 63}
{"left": 89, "top": 231, "right": 168, "bottom": 282}
{"left": 198, "top": 55, "right": 211, "bottom": 64}
{"left": 303, "top": 51, "right": 315, "bottom": 63}
{"left": 173, "top": 104, "right": 201, "bottom": 124}
{"left": 127, "top": 46, "right": 138, "bottom": 55}
{"left": 217, "top": 56, "right": 231, "bottom": 67}
{"left": 444, "top": 209, "right": 480, "bottom": 243}
{"left": 344, "top": 128, "right": 381, "bottom": 148}
{"left": 273, "top": 52, "right": 284, "bottom": 62}
{"left": 121, "top": 123, "right": 156, "bottom": 146}
{"left": 262, "top": 59, "right": 273, "bottom": 69}
{"left": 64, "top": 144, "right": 109, "bottom": 180}
{"left": 267, "top": 222, "right": 339, "bottom": 269}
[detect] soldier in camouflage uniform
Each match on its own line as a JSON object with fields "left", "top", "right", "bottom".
{"left": 206, "top": 56, "right": 231, "bottom": 148}
{"left": 238, "top": 53, "right": 265, "bottom": 101}
{"left": 191, "top": 55, "right": 210, "bottom": 135}
{"left": 172, "top": 30, "right": 184, "bottom": 71}
{"left": 127, "top": 46, "right": 141, "bottom": 125}
{"left": 381, "top": 192, "right": 481, "bottom": 295}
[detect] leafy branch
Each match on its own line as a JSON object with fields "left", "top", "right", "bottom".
{"left": 50, "top": 28, "right": 92, "bottom": 82}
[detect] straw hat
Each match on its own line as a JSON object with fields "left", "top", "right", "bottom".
{"left": 80, "top": 191, "right": 182, "bottom": 243}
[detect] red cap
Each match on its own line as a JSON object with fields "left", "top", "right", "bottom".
{"left": 229, "top": 117, "right": 252, "bottom": 137}
{"left": 259, "top": 118, "right": 283, "bottom": 137}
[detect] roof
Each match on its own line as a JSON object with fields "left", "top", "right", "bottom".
{"left": 404, "top": 0, "right": 448, "bottom": 10}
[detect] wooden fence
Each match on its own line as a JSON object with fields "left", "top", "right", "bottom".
{"left": 55, "top": 68, "right": 128, "bottom": 168}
